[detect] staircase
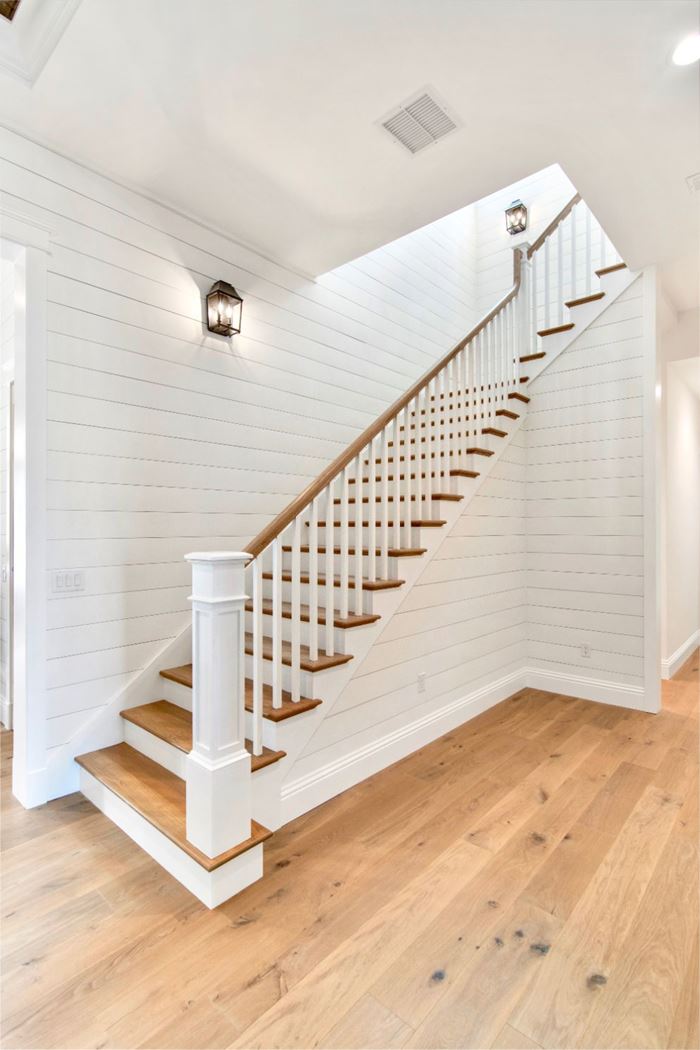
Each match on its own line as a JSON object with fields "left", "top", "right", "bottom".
{"left": 74, "top": 195, "right": 636, "bottom": 907}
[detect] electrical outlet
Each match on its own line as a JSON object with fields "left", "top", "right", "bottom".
{"left": 51, "top": 570, "right": 86, "bottom": 594}
{"left": 581, "top": 643, "right": 591, "bottom": 659}
{"left": 417, "top": 671, "right": 427, "bottom": 693}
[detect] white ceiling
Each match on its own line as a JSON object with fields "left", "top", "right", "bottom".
{"left": 1, "top": 0, "right": 699, "bottom": 309}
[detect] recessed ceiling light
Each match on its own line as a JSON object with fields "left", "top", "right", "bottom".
{"left": 672, "top": 33, "right": 700, "bottom": 66}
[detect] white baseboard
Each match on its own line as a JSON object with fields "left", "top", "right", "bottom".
{"left": 661, "top": 630, "right": 700, "bottom": 680}
{"left": 280, "top": 668, "right": 527, "bottom": 824}
{"left": 524, "top": 666, "right": 652, "bottom": 711}
{"left": 79, "top": 767, "right": 263, "bottom": 908}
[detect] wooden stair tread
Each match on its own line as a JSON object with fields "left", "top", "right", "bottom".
{"left": 284, "top": 544, "right": 426, "bottom": 558}
{"left": 245, "top": 597, "right": 380, "bottom": 630}
{"left": 496, "top": 409, "right": 519, "bottom": 419}
{"left": 160, "top": 665, "right": 323, "bottom": 722}
{"left": 481, "top": 427, "right": 507, "bottom": 438}
{"left": 595, "top": 262, "right": 626, "bottom": 277}
{"left": 120, "top": 701, "right": 285, "bottom": 771}
{"left": 519, "top": 352, "right": 546, "bottom": 363}
{"left": 318, "top": 519, "right": 446, "bottom": 528}
{"left": 339, "top": 493, "right": 460, "bottom": 505}
{"left": 244, "top": 631, "right": 353, "bottom": 671}
{"left": 537, "top": 323, "right": 575, "bottom": 337}
{"left": 263, "top": 570, "right": 403, "bottom": 592}
{"left": 466, "top": 447, "right": 495, "bottom": 456}
{"left": 75, "top": 744, "right": 272, "bottom": 872}
{"left": 565, "top": 291, "right": 605, "bottom": 308}
{"left": 509, "top": 392, "right": 530, "bottom": 403}
{"left": 450, "top": 468, "right": 480, "bottom": 478}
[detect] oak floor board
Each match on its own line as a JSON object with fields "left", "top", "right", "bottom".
{"left": 369, "top": 767, "right": 613, "bottom": 1031}
{"left": 313, "top": 993, "right": 413, "bottom": 1049}
{"left": 519, "top": 820, "right": 616, "bottom": 920}
{"left": 490, "top": 1023, "right": 543, "bottom": 1049}
{"left": 510, "top": 784, "right": 686, "bottom": 1048}
{"left": 577, "top": 832, "right": 698, "bottom": 1049}
{"left": 405, "top": 899, "right": 563, "bottom": 1049}
{"left": 667, "top": 936, "right": 699, "bottom": 1049}
{"left": 0, "top": 662, "right": 696, "bottom": 1050}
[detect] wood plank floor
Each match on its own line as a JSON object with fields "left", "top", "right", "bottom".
{"left": 1, "top": 654, "right": 697, "bottom": 1049}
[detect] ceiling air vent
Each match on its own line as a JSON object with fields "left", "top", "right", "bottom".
{"left": 379, "top": 88, "right": 460, "bottom": 155}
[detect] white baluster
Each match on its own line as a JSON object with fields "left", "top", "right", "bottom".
{"left": 251, "top": 555, "right": 263, "bottom": 756}
{"left": 424, "top": 383, "right": 433, "bottom": 508}
{"left": 368, "top": 438, "right": 376, "bottom": 583}
{"left": 380, "top": 425, "right": 390, "bottom": 572}
{"left": 290, "top": 515, "right": 301, "bottom": 702}
{"left": 544, "top": 237, "right": 551, "bottom": 330}
{"left": 531, "top": 250, "right": 538, "bottom": 354}
{"left": 392, "top": 415, "right": 401, "bottom": 548}
{"left": 585, "top": 207, "right": 592, "bottom": 294}
{"left": 271, "top": 535, "right": 283, "bottom": 709}
{"left": 354, "top": 453, "right": 363, "bottom": 610}
{"left": 184, "top": 551, "right": 252, "bottom": 857}
{"left": 557, "top": 222, "right": 564, "bottom": 324}
{"left": 340, "top": 466, "right": 350, "bottom": 619}
{"left": 308, "top": 496, "right": 318, "bottom": 662}
{"left": 570, "top": 204, "right": 577, "bottom": 302}
{"left": 324, "top": 481, "right": 334, "bottom": 654}
{"left": 403, "top": 404, "right": 412, "bottom": 546}
{"left": 599, "top": 220, "right": 607, "bottom": 270}
{"left": 413, "top": 395, "right": 423, "bottom": 517}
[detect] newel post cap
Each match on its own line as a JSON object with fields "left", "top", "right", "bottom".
{"left": 185, "top": 551, "right": 252, "bottom": 565}
{"left": 185, "top": 551, "right": 252, "bottom": 603}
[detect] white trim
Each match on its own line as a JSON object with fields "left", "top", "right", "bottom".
{"left": 524, "top": 666, "right": 648, "bottom": 711}
{"left": 280, "top": 668, "right": 527, "bottom": 823}
{"left": 78, "top": 767, "right": 263, "bottom": 909}
{"left": 642, "top": 266, "right": 661, "bottom": 712}
{"left": 1, "top": 210, "right": 50, "bottom": 808}
{"left": 661, "top": 630, "right": 700, "bottom": 680}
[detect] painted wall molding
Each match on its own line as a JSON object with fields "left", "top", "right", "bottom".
{"left": 661, "top": 629, "right": 700, "bottom": 680}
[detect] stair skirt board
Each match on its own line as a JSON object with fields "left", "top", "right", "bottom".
{"left": 280, "top": 669, "right": 527, "bottom": 823}
{"left": 78, "top": 767, "right": 264, "bottom": 909}
{"left": 280, "top": 664, "right": 653, "bottom": 824}
{"left": 660, "top": 628, "right": 700, "bottom": 680}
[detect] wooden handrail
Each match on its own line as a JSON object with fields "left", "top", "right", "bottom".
{"left": 244, "top": 248, "right": 525, "bottom": 560}
{"left": 527, "top": 193, "right": 581, "bottom": 258}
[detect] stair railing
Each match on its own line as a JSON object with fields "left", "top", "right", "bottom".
{"left": 184, "top": 193, "right": 622, "bottom": 855}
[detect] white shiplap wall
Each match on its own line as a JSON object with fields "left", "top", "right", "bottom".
{"left": 0, "top": 127, "right": 478, "bottom": 758}
{"left": 525, "top": 278, "right": 646, "bottom": 688}
{"left": 0, "top": 256, "right": 13, "bottom": 727}
{"left": 290, "top": 433, "right": 527, "bottom": 785}
{"left": 288, "top": 278, "right": 651, "bottom": 792}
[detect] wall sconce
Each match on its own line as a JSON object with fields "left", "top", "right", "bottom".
{"left": 505, "top": 199, "right": 528, "bottom": 235}
{"left": 206, "top": 280, "right": 243, "bottom": 337}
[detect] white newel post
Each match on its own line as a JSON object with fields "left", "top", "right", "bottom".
{"left": 184, "top": 551, "right": 252, "bottom": 858}
{"left": 514, "top": 243, "right": 531, "bottom": 356}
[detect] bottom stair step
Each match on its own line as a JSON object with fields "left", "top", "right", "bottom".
{"left": 160, "top": 665, "right": 323, "bottom": 722}
{"left": 75, "top": 743, "right": 272, "bottom": 872}
{"left": 120, "top": 701, "right": 286, "bottom": 772}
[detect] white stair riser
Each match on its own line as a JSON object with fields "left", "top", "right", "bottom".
{"left": 285, "top": 549, "right": 408, "bottom": 580}
{"left": 123, "top": 720, "right": 186, "bottom": 778}
{"left": 243, "top": 609, "right": 356, "bottom": 654}
{"left": 79, "top": 768, "right": 264, "bottom": 908}
{"left": 243, "top": 652, "right": 344, "bottom": 696}
{"left": 260, "top": 576, "right": 378, "bottom": 615}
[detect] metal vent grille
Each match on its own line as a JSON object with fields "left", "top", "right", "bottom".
{"left": 381, "top": 90, "right": 459, "bottom": 154}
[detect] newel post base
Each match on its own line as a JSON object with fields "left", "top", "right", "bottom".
{"left": 184, "top": 551, "right": 252, "bottom": 859}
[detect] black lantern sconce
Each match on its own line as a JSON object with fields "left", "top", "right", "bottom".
{"left": 505, "top": 199, "right": 528, "bottom": 236}
{"left": 206, "top": 280, "right": 243, "bottom": 337}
